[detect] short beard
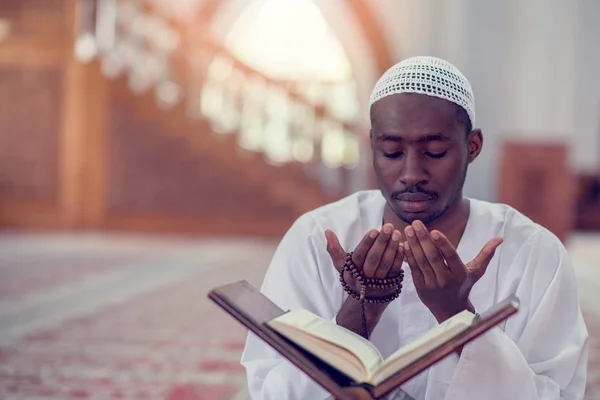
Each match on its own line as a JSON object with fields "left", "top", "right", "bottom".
{"left": 393, "top": 162, "right": 468, "bottom": 225}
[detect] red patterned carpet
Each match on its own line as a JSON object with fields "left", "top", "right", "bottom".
{"left": 0, "top": 232, "right": 598, "bottom": 400}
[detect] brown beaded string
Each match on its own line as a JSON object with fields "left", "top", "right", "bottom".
{"left": 339, "top": 252, "right": 404, "bottom": 338}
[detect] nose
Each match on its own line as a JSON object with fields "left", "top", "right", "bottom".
{"left": 399, "top": 152, "right": 429, "bottom": 186}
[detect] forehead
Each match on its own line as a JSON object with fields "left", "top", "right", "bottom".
{"left": 370, "top": 93, "right": 460, "bottom": 137}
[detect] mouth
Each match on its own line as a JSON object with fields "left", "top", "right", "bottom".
{"left": 395, "top": 194, "right": 436, "bottom": 213}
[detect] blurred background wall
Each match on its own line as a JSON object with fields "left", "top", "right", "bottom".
{"left": 0, "top": 0, "right": 599, "bottom": 239}
{"left": 1, "top": 2, "right": 600, "bottom": 399}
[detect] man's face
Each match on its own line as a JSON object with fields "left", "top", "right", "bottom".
{"left": 370, "top": 93, "right": 478, "bottom": 225}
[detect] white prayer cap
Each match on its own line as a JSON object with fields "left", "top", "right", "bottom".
{"left": 369, "top": 56, "right": 476, "bottom": 128}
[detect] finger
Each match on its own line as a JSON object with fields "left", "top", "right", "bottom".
{"left": 351, "top": 229, "right": 379, "bottom": 270}
{"left": 387, "top": 242, "right": 405, "bottom": 278}
{"left": 430, "top": 230, "right": 467, "bottom": 279}
{"left": 374, "top": 230, "right": 401, "bottom": 279}
{"left": 325, "top": 230, "right": 346, "bottom": 272}
{"left": 362, "top": 223, "right": 394, "bottom": 277}
{"left": 413, "top": 221, "right": 453, "bottom": 286}
{"left": 403, "top": 241, "right": 425, "bottom": 289}
{"left": 405, "top": 224, "right": 437, "bottom": 287}
{"left": 466, "top": 237, "right": 503, "bottom": 281}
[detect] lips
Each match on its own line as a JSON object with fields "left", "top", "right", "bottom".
{"left": 396, "top": 193, "right": 433, "bottom": 202}
{"left": 395, "top": 193, "right": 436, "bottom": 213}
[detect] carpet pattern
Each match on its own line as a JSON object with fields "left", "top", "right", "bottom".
{"left": 0, "top": 232, "right": 598, "bottom": 399}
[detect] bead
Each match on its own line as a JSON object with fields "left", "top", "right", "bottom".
{"left": 338, "top": 251, "right": 404, "bottom": 304}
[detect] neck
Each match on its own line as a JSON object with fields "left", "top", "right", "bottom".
{"left": 383, "top": 196, "right": 471, "bottom": 249}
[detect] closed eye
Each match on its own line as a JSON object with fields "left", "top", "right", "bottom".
{"left": 426, "top": 151, "right": 447, "bottom": 159}
{"left": 383, "top": 151, "right": 404, "bottom": 159}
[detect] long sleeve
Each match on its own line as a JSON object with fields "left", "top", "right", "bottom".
{"left": 429, "top": 230, "right": 589, "bottom": 400}
{"left": 240, "top": 215, "right": 343, "bottom": 400}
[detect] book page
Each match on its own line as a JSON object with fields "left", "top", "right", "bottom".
{"left": 371, "top": 310, "right": 474, "bottom": 385}
{"left": 268, "top": 309, "right": 384, "bottom": 378}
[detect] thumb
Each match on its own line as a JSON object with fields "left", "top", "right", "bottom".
{"left": 325, "top": 230, "right": 346, "bottom": 272}
{"left": 466, "top": 237, "right": 503, "bottom": 281}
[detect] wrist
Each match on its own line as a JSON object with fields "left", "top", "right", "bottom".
{"left": 336, "top": 295, "right": 393, "bottom": 338}
{"left": 431, "top": 299, "right": 474, "bottom": 323}
{"left": 349, "top": 296, "right": 391, "bottom": 335}
{"left": 350, "top": 295, "right": 390, "bottom": 316}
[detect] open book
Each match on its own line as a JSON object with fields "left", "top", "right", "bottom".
{"left": 208, "top": 280, "right": 519, "bottom": 400}
{"left": 268, "top": 308, "right": 478, "bottom": 387}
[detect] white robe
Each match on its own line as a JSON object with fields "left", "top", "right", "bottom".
{"left": 241, "top": 190, "right": 588, "bottom": 400}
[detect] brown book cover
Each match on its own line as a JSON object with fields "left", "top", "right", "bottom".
{"left": 207, "top": 280, "right": 519, "bottom": 400}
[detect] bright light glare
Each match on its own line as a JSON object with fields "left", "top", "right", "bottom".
{"left": 224, "top": 0, "right": 352, "bottom": 82}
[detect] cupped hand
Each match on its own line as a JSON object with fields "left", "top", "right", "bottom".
{"left": 325, "top": 223, "right": 404, "bottom": 298}
{"left": 403, "top": 220, "right": 503, "bottom": 322}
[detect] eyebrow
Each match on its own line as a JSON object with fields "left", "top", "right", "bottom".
{"left": 375, "top": 133, "right": 449, "bottom": 143}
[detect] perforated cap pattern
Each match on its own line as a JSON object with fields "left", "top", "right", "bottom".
{"left": 369, "top": 56, "right": 475, "bottom": 127}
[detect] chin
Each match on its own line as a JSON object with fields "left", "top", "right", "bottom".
{"left": 395, "top": 206, "right": 444, "bottom": 225}
{"left": 398, "top": 212, "right": 434, "bottom": 225}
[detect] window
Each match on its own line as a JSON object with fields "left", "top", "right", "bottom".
{"left": 202, "top": 0, "right": 360, "bottom": 168}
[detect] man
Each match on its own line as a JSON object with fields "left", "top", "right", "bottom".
{"left": 241, "top": 56, "right": 588, "bottom": 399}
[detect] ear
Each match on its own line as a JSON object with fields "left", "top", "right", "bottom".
{"left": 467, "top": 129, "right": 483, "bottom": 163}
{"left": 369, "top": 128, "right": 374, "bottom": 150}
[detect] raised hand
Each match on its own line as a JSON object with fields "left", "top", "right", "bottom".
{"left": 325, "top": 223, "right": 404, "bottom": 298}
{"left": 325, "top": 223, "right": 405, "bottom": 338}
{"left": 403, "top": 220, "right": 503, "bottom": 323}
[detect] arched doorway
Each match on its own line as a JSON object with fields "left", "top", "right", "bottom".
{"left": 201, "top": 0, "right": 392, "bottom": 191}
